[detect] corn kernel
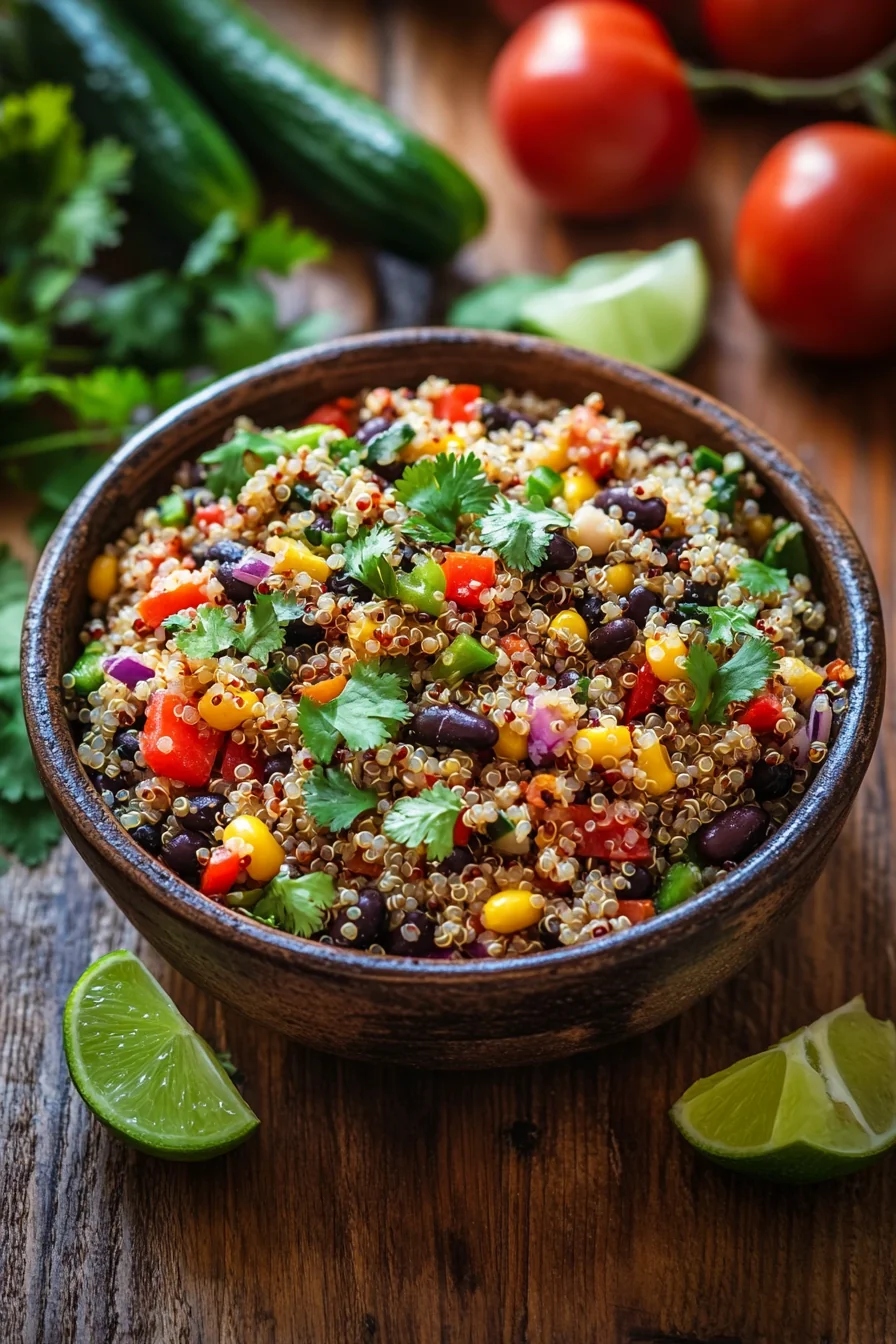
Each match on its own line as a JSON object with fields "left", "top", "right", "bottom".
{"left": 526, "top": 440, "right": 569, "bottom": 473}
{"left": 198, "top": 687, "right": 259, "bottom": 732}
{"left": 222, "top": 815, "right": 285, "bottom": 883}
{"left": 348, "top": 616, "right": 378, "bottom": 660}
{"left": 267, "top": 537, "right": 330, "bottom": 583}
{"left": 646, "top": 632, "right": 689, "bottom": 683}
{"left": 777, "top": 656, "right": 824, "bottom": 702}
{"left": 562, "top": 466, "right": 598, "bottom": 514}
{"left": 604, "top": 563, "right": 635, "bottom": 596}
{"left": 548, "top": 609, "right": 589, "bottom": 642}
{"left": 574, "top": 722, "right": 632, "bottom": 764}
{"left": 636, "top": 741, "right": 677, "bottom": 796}
{"left": 87, "top": 554, "right": 119, "bottom": 603}
{"left": 482, "top": 889, "right": 542, "bottom": 934}
{"left": 746, "top": 513, "right": 774, "bottom": 547}
{"left": 495, "top": 723, "right": 529, "bottom": 761}
{"left": 402, "top": 433, "right": 464, "bottom": 462}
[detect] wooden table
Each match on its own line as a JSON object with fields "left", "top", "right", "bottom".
{"left": 3, "top": 2, "right": 895, "bottom": 1340}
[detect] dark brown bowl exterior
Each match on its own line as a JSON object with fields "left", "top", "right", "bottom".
{"left": 22, "top": 331, "right": 884, "bottom": 1068}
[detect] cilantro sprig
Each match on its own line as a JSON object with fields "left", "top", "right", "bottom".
{"left": 678, "top": 603, "right": 764, "bottom": 645}
{"left": 686, "top": 637, "right": 780, "bottom": 726}
{"left": 342, "top": 523, "right": 397, "bottom": 599}
{"left": 298, "top": 660, "right": 411, "bottom": 764}
{"left": 394, "top": 453, "right": 496, "bottom": 544}
{"left": 733, "top": 558, "right": 789, "bottom": 598}
{"left": 382, "top": 782, "right": 465, "bottom": 862}
{"left": 303, "top": 766, "right": 377, "bottom": 831}
{"left": 169, "top": 593, "right": 287, "bottom": 664}
{"left": 476, "top": 496, "right": 568, "bottom": 571}
{"left": 251, "top": 871, "right": 336, "bottom": 937}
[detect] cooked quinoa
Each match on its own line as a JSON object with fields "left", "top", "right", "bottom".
{"left": 65, "top": 378, "right": 853, "bottom": 958}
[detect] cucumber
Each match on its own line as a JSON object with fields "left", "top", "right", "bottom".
{"left": 20, "top": 0, "right": 260, "bottom": 239}
{"left": 117, "top": 0, "right": 487, "bottom": 263}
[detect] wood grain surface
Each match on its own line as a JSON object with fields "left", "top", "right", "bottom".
{"left": 2, "top": 1, "right": 895, "bottom": 1341}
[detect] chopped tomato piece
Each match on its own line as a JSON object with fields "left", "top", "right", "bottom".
{"left": 500, "top": 633, "right": 531, "bottom": 657}
{"left": 624, "top": 663, "right": 659, "bottom": 723}
{"left": 299, "top": 674, "right": 347, "bottom": 704}
{"left": 738, "top": 692, "right": 784, "bottom": 735}
{"left": 432, "top": 384, "right": 481, "bottom": 423}
{"left": 138, "top": 580, "right": 208, "bottom": 629}
{"left": 568, "top": 405, "right": 618, "bottom": 478}
{"left": 201, "top": 846, "right": 243, "bottom": 897}
{"left": 441, "top": 552, "right": 496, "bottom": 610}
{"left": 194, "top": 504, "right": 225, "bottom": 529}
{"left": 453, "top": 815, "right": 472, "bottom": 846}
{"left": 304, "top": 397, "right": 356, "bottom": 435}
{"left": 616, "top": 899, "right": 655, "bottom": 926}
{"left": 565, "top": 803, "right": 651, "bottom": 863}
{"left": 219, "top": 737, "right": 262, "bottom": 782}
{"left": 140, "top": 691, "right": 222, "bottom": 787}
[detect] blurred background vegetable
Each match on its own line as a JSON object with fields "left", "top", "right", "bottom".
{"left": 700, "top": 0, "right": 896, "bottom": 78}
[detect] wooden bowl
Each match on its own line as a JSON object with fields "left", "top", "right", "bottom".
{"left": 22, "top": 330, "right": 885, "bottom": 1068}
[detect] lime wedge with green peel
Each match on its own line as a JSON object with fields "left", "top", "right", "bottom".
{"left": 64, "top": 950, "right": 259, "bottom": 1160}
{"left": 671, "top": 996, "right": 896, "bottom": 1183}
{"left": 520, "top": 238, "right": 710, "bottom": 373}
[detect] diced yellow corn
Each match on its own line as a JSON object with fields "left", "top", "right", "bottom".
{"left": 222, "top": 815, "right": 285, "bottom": 883}
{"left": 574, "top": 722, "right": 632, "bottom": 764}
{"left": 548, "top": 609, "right": 589, "bottom": 642}
{"left": 402, "top": 433, "right": 464, "bottom": 462}
{"left": 87, "top": 553, "right": 119, "bottom": 603}
{"left": 646, "top": 632, "right": 689, "bottom": 683}
{"left": 777, "top": 656, "right": 824, "bottom": 702}
{"left": 746, "top": 513, "right": 775, "bottom": 547}
{"left": 482, "top": 889, "right": 542, "bottom": 934}
{"left": 636, "top": 741, "right": 677, "bottom": 796}
{"left": 495, "top": 723, "right": 529, "bottom": 761}
{"left": 526, "top": 439, "right": 569, "bottom": 473}
{"left": 267, "top": 538, "right": 330, "bottom": 583}
{"left": 604, "top": 563, "right": 635, "bottom": 596}
{"left": 198, "top": 687, "right": 259, "bottom": 732}
{"left": 562, "top": 466, "right": 598, "bottom": 513}
{"left": 348, "top": 616, "right": 379, "bottom": 660}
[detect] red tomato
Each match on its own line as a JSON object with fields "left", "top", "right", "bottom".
{"left": 193, "top": 504, "right": 225, "bottom": 529}
{"left": 137, "top": 579, "right": 208, "bottom": 630}
{"left": 432, "top": 384, "right": 482, "bottom": 423}
{"left": 624, "top": 663, "right": 659, "bottom": 722}
{"left": 441, "top": 552, "right": 497, "bottom": 609}
{"left": 701, "top": 0, "right": 896, "bottom": 78}
{"left": 490, "top": 0, "right": 676, "bottom": 27}
{"left": 453, "top": 815, "right": 473, "bottom": 846}
{"left": 200, "top": 846, "right": 243, "bottom": 898}
{"left": 489, "top": 1, "right": 700, "bottom": 217}
{"left": 219, "top": 737, "right": 263, "bottom": 782}
{"left": 304, "top": 397, "right": 356, "bottom": 436}
{"left": 616, "top": 898, "right": 655, "bottom": 925}
{"left": 736, "top": 124, "right": 896, "bottom": 357}
{"left": 140, "top": 691, "right": 223, "bottom": 788}
{"left": 737, "top": 692, "right": 783, "bottom": 735}
{"left": 565, "top": 804, "right": 651, "bottom": 862}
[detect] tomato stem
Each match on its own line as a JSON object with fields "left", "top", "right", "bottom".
{"left": 686, "top": 38, "right": 896, "bottom": 132}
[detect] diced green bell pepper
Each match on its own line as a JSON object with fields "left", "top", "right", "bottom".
{"left": 428, "top": 634, "right": 497, "bottom": 687}
{"left": 763, "top": 521, "right": 808, "bottom": 578}
{"left": 69, "top": 640, "right": 106, "bottom": 694}
{"left": 158, "top": 493, "right": 189, "bottom": 527}
{"left": 526, "top": 466, "right": 563, "bottom": 506}
{"left": 394, "top": 557, "right": 446, "bottom": 618}
{"left": 655, "top": 861, "right": 703, "bottom": 912}
{"left": 693, "top": 446, "right": 725, "bottom": 474}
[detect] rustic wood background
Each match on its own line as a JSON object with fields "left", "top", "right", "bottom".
{"left": 3, "top": 1, "right": 895, "bottom": 1341}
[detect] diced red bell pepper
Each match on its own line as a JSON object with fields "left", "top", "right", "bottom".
{"left": 568, "top": 406, "right": 618, "bottom": 479}
{"left": 432, "top": 384, "right": 481, "bottom": 423}
{"left": 441, "top": 552, "right": 496, "bottom": 610}
{"left": 194, "top": 504, "right": 225, "bottom": 529}
{"left": 624, "top": 664, "right": 659, "bottom": 723}
{"left": 218, "top": 736, "right": 263, "bottom": 782}
{"left": 737, "top": 692, "right": 784, "bottom": 735}
{"left": 500, "top": 633, "right": 530, "bottom": 657}
{"left": 453, "top": 815, "right": 472, "bottom": 846}
{"left": 200, "top": 846, "right": 243, "bottom": 897}
{"left": 138, "top": 580, "right": 208, "bottom": 630}
{"left": 303, "top": 397, "right": 356, "bottom": 436}
{"left": 616, "top": 899, "right": 655, "bottom": 926}
{"left": 565, "top": 804, "right": 651, "bottom": 863}
{"left": 140, "top": 691, "right": 222, "bottom": 787}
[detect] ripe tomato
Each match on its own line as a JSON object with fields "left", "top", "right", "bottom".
{"left": 489, "top": 1, "right": 700, "bottom": 218}
{"left": 735, "top": 124, "right": 896, "bottom": 357}
{"left": 701, "top": 0, "right": 896, "bottom": 78}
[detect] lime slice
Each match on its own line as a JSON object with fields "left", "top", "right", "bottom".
{"left": 64, "top": 950, "right": 259, "bottom": 1160}
{"left": 520, "top": 238, "right": 709, "bottom": 372}
{"left": 671, "top": 996, "right": 896, "bottom": 1183}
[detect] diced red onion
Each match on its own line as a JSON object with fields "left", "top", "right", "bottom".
{"left": 527, "top": 692, "right": 579, "bottom": 766}
{"left": 807, "top": 693, "right": 832, "bottom": 747}
{"left": 102, "top": 652, "right": 154, "bottom": 688}
{"left": 231, "top": 550, "right": 274, "bottom": 586}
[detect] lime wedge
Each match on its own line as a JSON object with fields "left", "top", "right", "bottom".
{"left": 64, "top": 950, "right": 259, "bottom": 1160}
{"left": 671, "top": 996, "right": 896, "bottom": 1183}
{"left": 520, "top": 238, "right": 709, "bottom": 372}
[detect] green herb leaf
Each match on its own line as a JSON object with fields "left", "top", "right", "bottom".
{"left": 706, "top": 637, "right": 779, "bottom": 725}
{"left": 476, "top": 496, "right": 568, "bottom": 571}
{"left": 199, "top": 428, "right": 283, "bottom": 498}
{"left": 241, "top": 211, "right": 329, "bottom": 276}
{"left": 303, "top": 766, "right": 377, "bottom": 831}
{"left": 232, "top": 594, "right": 284, "bottom": 663}
{"left": 395, "top": 453, "right": 496, "bottom": 545}
{"left": 297, "top": 696, "right": 341, "bottom": 765}
{"left": 270, "top": 591, "right": 304, "bottom": 623}
{"left": 63, "top": 271, "right": 193, "bottom": 366}
{"left": 251, "top": 871, "right": 336, "bottom": 937}
{"left": 364, "top": 421, "right": 415, "bottom": 466}
{"left": 0, "top": 798, "right": 61, "bottom": 870}
{"left": 382, "top": 782, "right": 465, "bottom": 861}
{"left": 199, "top": 275, "right": 279, "bottom": 374}
{"left": 679, "top": 603, "right": 763, "bottom": 645}
{"left": 174, "top": 604, "right": 236, "bottom": 660}
{"left": 38, "top": 137, "right": 131, "bottom": 272}
{"left": 685, "top": 643, "right": 718, "bottom": 728}
{"left": 343, "top": 523, "right": 397, "bottom": 599}
{"left": 733, "top": 558, "right": 789, "bottom": 598}
{"left": 297, "top": 659, "right": 411, "bottom": 763}
{"left": 180, "top": 211, "right": 240, "bottom": 279}
{"left": 0, "top": 692, "right": 45, "bottom": 802}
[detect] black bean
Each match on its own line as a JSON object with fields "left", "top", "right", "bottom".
{"left": 179, "top": 793, "right": 224, "bottom": 833}
{"left": 283, "top": 620, "right": 310, "bottom": 648}
{"left": 578, "top": 594, "right": 605, "bottom": 629}
{"left": 131, "top": 822, "right": 163, "bottom": 855}
{"left": 162, "top": 830, "right": 207, "bottom": 879}
{"left": 263, "top": 751, "right": 294, "bottom": 782}
{"left": 589, "top": 618, "right": 638, "bottom": 661}
{"left": 399, "top": 542, "right": 420, "bottom": 572}
{"left": 752, "top": 760, "right": 795, "bottom": 801}
{"left": 191, "top": 543, "right": 208, "bottom": 566}
{"left": 481, "top": 402, "right": 535, "bottom": 433}
{"left": 697, "top": 804, "right": 768, "bottom": 864}
{"left": 555, "top": 669, "right": 582, "bottom": 690}
{"left": 681, "top": 580, "right": 717, "bottom": 606}
{"left": 207, "top": 538, "right": 246, "bottom": 564}
{"left": 330, "top": 888, "right": 387, "bottom": 950}
{"left": 383, "top": 909, "right": 437, "bottom": 958}
{"left": 538, "top": 915, "right": 564, "bottom": 949}
{"left": 623, "top": 867, "right": 655, "bottom": 901}
{"left": 625, "top": 585, "right": 660, "bottom": 627}
{"left": 440, "top": 845, "right": 476, "bottom": 876}
{"left": 538, "top": 532, "right": 578, "bottom": 572}
{"left": 356, "top": 414, "right": 393, "bottom": 445}
{"left": 326, "top": 571, "right": 372, "bottom": 601}
{"left": 217, "top": 562, "right": 255, "bottom": 604}
{"left": 663, "top": 538, "right": 687, "bottom": 572}
{"left": 373, "top": 460, "right": 405, "bottom": 483}
{"left": 410, "top": 705, "right": 499, "bottom": 751}
{"left": 113, "top": 727, "right": 142, "bottom": 761}
{"left": 595, "top": 487, "right": 667, "bottom": 532}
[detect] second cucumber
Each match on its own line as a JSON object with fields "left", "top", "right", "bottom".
{"left": 118, "top": 0, "right": 487, "bottom": 264}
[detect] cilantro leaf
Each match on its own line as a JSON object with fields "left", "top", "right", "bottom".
{"left": 180, "top": 210, "right": 240, "bottom": 279}
{"left": 298, "top": 696, "right": 341, "bottom": 765}
{"left": 733, "top": 558, "right": 789, "bottom": 598}
{"left": 476, "top": 496, "right": 568, "bottom": 571}
{"left": 685, "top": 643, "right": 718, "bottom": 728}
{"left": 0, "top": 693, "right": 45, "bottom": 802}
{"left": 0, "top": 799, "right": 61, "bottom": 870}
{"left": 298, "top": 659, "right": 411, "bottom": 763}
{"left": 199, "top": 428, "right": 283, "bottom": 498}
{"left": 303, "top": 766, "right": 377, "bottom": 831}
{"left": 232, "top": 594, "right": 283, "bottom": 663}
{"left": 199, "top": 275, "right": 279, "bottom": 374}
{"left": 0, "top": 86, "right": 84, "bottom": 251}
{"left": 162, "top": 613, "right": 192, "bottom": 634}
{"left": 679, "top": 603, "right": 763, "bottom": 645}
{"left": 63, "top": 271, "right": 193, "bottom": 366}
{"left": 364, "top": 421, "right": 415, "bottom": 466}
{"left": 38, "top": 138, "right": 131, "bottom": 272}
{"left": 270, "top": 591, "right": 304, "bottom": 623}
{"left": 382, "top": 782, "right": 464, "bottom": 861}
{"left": 343, "top": 523, "right": 397, "bottom": 599}
{"left": 241, "top": 212, "right": 329, "bottom": 276}
{"left": 174, "top": 604, "right": 237, "bottom": 660}
{"left": 707, "top": 637, "right": 779, "bottom": 724}
{"left": 251, "top": 870, "right": 336, "bottom": 937}
{"left": 395, "top": 453, "right": 496, "bottom": 544}
{"left": 0, "top": 545, "right": 28, "bottom": 601}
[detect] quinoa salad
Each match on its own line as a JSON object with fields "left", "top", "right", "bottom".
{"left": 65, "top": 378, "right": 853, "bottom": 959}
